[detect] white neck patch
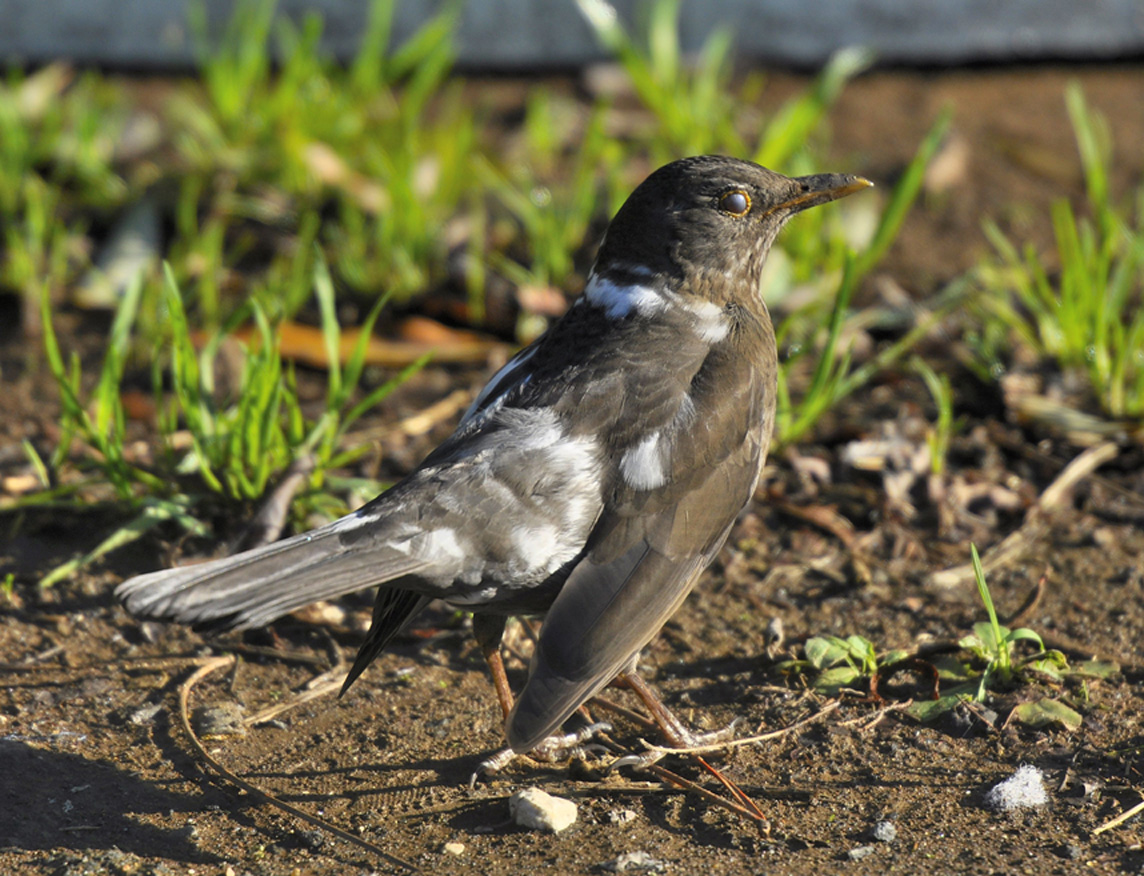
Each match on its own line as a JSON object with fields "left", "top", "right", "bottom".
{"left": 583, "top": 273, "right": 667, "bottom": 319}
{"left": 583, "top": 271, "right": 730, "bottom": 344}
{"left": 682, "top": 298, "right": 730, "bottom": 344}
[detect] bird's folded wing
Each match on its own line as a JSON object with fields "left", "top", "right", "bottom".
{"left": 506, "top": 452, "right": 753, "bottom": 752}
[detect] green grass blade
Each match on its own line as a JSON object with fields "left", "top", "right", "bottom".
{"left": 93, "top": 272, "right": 145, "bottom": 445}
{"left": 756, "top": 47, "right": 872, "bottom": 170}
{"left": 312, "top": 254, "right": 343, "bottom": 406}
{"left": 38, "top": 497, "right": 206, "bottom": 588}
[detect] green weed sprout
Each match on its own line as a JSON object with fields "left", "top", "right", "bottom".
{"left": 795, "top": 634, "right": 910, "bottom": 696}
{"left": 576, "top": 0, "right": 742, "bottom": 161}
{"left": 174, "top": 0, "right": 473, "bottom": 312}
{"left": 577, "top": 0, "right": 870, "bottom": 167}
{"left": 959, "top": 544, "right": 1052, "bottom": 693}
{"left": 911, "top": 356, "right": 956, "bottom": 477}
{"left": 780, "top": 545, "right": 1110, "bottom": 730}
{"left": 908, "top": 545, "right": 1088, "bottom": 726}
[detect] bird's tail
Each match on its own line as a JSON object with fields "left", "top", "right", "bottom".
{"left": 116, "top": 516, "right": 428, "bottom": 630}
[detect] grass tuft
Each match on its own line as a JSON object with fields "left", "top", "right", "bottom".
{"left": 31, "top": 258, "right": 418, "bottom": 585}
{"left": 973, "top": 82, "right": 1144, "bottom": 425}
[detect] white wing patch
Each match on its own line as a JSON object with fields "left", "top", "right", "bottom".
{"left": 422, "top": 527, "right": 465, "bottom": 562}
{"left": 620, "top": 431, "right": 668, "bottom": 490}
{"left": 584, "top": 273, "right": 666, "bottom": 319}
{"left": 511, "top": 523, "right": 563, "bottom": 575}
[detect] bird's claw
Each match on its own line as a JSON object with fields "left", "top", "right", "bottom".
{"left": 469, "top": 747, "right": 515, "bottom": 788}
{"left": 610, "top": 717, "right": 743, "bottom": 772}
{"left": 530, "top": 721, "right": 612, "bottom": 762}
{"left": 610, "top": 750, "right": 667, "bottom": 771}
{"left": 469, "top": 722, "right": 613, "bottom": 787}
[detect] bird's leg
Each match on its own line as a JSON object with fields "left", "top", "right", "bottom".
{"left": 609, "top": 671, "right": 763, "bottom": 821}
{"left": 471, "top": 614, "right": 514, "bottom": 722}
{"left": 469, "top": 614, "right": 521, "bottom": 786}
{"left": 469, "top": 615, "right": 610, "bottom": 786}
{"left": 612, "top": 670, "right": 738, "bottom": 757}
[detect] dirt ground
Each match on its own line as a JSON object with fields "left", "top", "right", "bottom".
{"left": 3, "top": 66, "right": 1144, "bottom": 875}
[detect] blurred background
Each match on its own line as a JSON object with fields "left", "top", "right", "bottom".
{"left": 7, "top": 0, "right": 1144, "bottom": 67}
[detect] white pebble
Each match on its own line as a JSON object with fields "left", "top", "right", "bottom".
{"left": 607, "top": 808, "right": 638, "bottom": 824}
{"left": 510, "top": 788, "right": 578, "bottom": 833}
{"left": 872, "top": 820, "right": 897, "bottom": 842}
{"left": 985, "top": 765, "right": 1048, "bottom": 812}
{"left": 600, "top": 850, "right": 666, "bottom": 872}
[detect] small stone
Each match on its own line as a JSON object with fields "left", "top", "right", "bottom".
{"left": 296, "top": 829, "right": 324, "bottom": 850}
{"left": 599, "top": 850, "right": 667, "bottom": 872}
{"left": 607, "top": 808, "right": 638, "bottom": 824}
{"left": 847, "top": 845, "right": 876, "bottom": 861}
{"left": 871, "top": 820, "right": 897, "bottom": 843}
{"left": 128, "top": 703, "right": 164, "bottom": 725}
{"left": 1091, "top": 527, "right": 1116, "bottom": 549}
{"left": 510, "top": 787, "right": 578, "bottom": 833}
{"left": 984, "top": 765, "right": 1048, "bottom": 812}
{"left": 443, "top": 841, "right": 465, "bottom": 856}
{"left": 191, "top": 703, "right": 247, "bottom": 738}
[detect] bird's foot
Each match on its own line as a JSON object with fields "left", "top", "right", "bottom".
{"left": 469, "top": 722, "right": 612, "bottom": 788}
{"left": 611, "top": 718, "right": 742, "bottom": 770}
{"left": 528, "top": 721, "right": 613, "bottom": 764}
{"left": 668, "top": 716, "right": 742, "bottom": 749}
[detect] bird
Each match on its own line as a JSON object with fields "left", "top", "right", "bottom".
{"left": 117, "top": 155, "right": 871, "bottom": 768}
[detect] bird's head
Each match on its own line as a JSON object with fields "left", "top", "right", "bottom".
{"left": 594, "top": 155, "right": 872, "bottom": 306}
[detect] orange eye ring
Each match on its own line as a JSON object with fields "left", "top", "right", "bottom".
{"left": 718, "top": 189, "right": 751, "bottom": 217}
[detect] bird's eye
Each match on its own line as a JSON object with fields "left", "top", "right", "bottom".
{"left": 718, "top": 189, "right": 751, "bottom": 217}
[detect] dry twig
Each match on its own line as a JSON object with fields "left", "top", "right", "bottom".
{"left": 176, "top": 655, "right": 417, "bottom": 872}
{"left": 243, "top": 672, "right": 348, "bottom": 726}
{"left": 1092, "top": 796, "right": 1144, "bottom": 837}
{"left": 927, "top": 441, "right": 1119, "bottom": 588}
{"left": 638, "top": 700, "right": 841, "bottom": 756}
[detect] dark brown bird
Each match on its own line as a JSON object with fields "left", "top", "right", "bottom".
{"left": 117, "top": 156, "right": 871, "bottom": 767}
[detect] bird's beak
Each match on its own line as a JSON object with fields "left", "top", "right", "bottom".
{"left": 768, "top": 173, "right": 874, "bottom": 216}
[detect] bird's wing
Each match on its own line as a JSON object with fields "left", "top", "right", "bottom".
{"left": 115, "top": 325, "right": 585, "bottom": 632}
{"left": 506, "top": 460, "right": 754, "bottom": 751}
{"left": 507, "top": 310, "right": 776, "bottom": 751}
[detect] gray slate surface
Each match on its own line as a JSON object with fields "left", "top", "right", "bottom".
{"left": 2, "top": 0, "right": 1143, "bottom": 69}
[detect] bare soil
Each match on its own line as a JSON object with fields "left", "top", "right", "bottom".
{"left": 2, "top": 66, "right": 1144, "bottom": 875}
